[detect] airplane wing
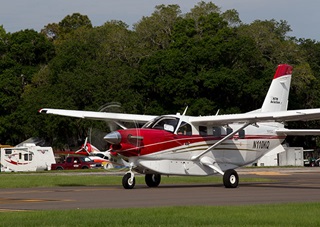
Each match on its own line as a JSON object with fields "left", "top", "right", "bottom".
{"left": 189, "top": 108, "right": 320, "bottom": 126}
{"left": 39, "top": 108, "right": 157, "bottom": 123}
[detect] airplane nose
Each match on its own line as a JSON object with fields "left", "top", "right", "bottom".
{"left": 104, "top": 131, "right": 121, "bottom": 144}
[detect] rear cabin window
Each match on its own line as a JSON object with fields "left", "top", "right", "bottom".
{"left": 239, "top": 129, "right": 245, "bottom": 139}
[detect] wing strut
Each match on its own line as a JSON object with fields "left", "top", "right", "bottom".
{"left": 191, "top": 122, "right": 251, "bottom": 161}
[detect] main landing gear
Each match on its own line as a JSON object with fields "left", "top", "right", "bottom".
{"left": 122, "top": 172, "right": 161, "bottom": 189}
{"left": 121, "top": 168, "right": 238, "bottom": 189}
{"left": 145, "top": 174, "right": 161, "bottom": 187}
{"left": 223, "top": 169, "right": 239, "bottom": 188}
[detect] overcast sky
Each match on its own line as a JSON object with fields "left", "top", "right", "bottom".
{"left": 0, "top": 0, "right": 319, "bottom": 41}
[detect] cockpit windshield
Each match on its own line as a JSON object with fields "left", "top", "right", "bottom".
{"left": 143, "top": 116, "right": 179, "bottom": 133}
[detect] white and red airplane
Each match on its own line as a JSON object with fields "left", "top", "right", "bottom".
{"left": 39, "top": 64, "right": 320, "bottom": 189}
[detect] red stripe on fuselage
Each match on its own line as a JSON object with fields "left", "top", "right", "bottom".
{"left": 111, "top": 129, "right": 284, "bottom": 157}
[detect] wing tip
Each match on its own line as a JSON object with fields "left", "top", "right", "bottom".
{"left": 38, "top": 108, "right": 47, "bottom": 114}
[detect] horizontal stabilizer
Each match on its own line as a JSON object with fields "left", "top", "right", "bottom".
{"left": 276, "top": 128, "right": 320, "bottom": 136}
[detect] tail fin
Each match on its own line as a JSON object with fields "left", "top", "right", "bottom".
{"left": 261, "top": 64, "right": 293, "bottom": 112}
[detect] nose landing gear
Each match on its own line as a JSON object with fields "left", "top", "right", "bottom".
{"left": 122, "top": 172, "right": 135, "bottom": 189}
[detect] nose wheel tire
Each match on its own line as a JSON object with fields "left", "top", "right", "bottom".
{"left": 223, "top": 169, "right": 239, "bottom": 188}
{"left": 145, "top": 174, "right": 161, "bottom": 187}
{"left": 122, "top": 173, "right": 135, "bottom": 189}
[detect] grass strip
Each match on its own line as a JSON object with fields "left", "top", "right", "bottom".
{"left": 0, "top": 203, "right": 319, "bottom": 226}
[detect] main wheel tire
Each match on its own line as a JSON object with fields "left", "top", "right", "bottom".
{"left": 122, "top": 173, "right": 135, "bottom": 189}
{"left": 223, "top": 169, "right": 239, "bottom": 188}
{"left": 145, "top": 174, "right": 161, "bottom": 187}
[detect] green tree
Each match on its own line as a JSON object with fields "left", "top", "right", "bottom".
{"left": 0, "top": 29, "right": 54, "bottom": 144}
{"left": 138, "top": 2, "right": 248, "bottom": 115}
{"left": 0, "top": 25, "right": 6, "bottom": 56}
{"left": 237, "top": 19, "right": 293, "bottom": 65}
{"left": 59, "top": 13, "right": 92, "bottom": 33}
{"left": 25, "top": 21, "right": 146, "bottom": 146}
{"left": 134, "top": 4, "right": 181, "bottom": 51}
{"left": 299, "top": 39, "right": 320, "bottom": 76}
{"left": 41, "top": 13, "right": 92, "bottom": 42}
{"left": 2, "top": 3, "right": 319, "bottom": 149}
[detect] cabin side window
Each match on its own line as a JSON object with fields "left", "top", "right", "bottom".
{"left": 5, "top": 149, "right": 12, "bottom": 155}
{"left": 177, "top": 122, "right": 192, "bottom": 135}
{"left": 239, "top": 129, "right": 245, "bottom": 139}
{"left": 213, "top": 127, "right": 221, "bottom": 137}
{"left": 199, "top": 126, "right": 207, "bottom": 136}
{"left": 226, "top": 127, "right": 233, "bottom": 135}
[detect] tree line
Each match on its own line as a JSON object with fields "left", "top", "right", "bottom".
{"left": 1, "top": 1, "right": 320, "bottom": 149}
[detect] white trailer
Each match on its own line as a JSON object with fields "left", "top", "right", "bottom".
{"left": 0, "top": 143, "right": 56, "bottom": 172}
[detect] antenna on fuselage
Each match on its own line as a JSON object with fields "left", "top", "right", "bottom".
{"left": 182, "top": 106, "right": 188, "bottom": 116}
{"left": 215, "top": 109, "right": 220, "bottom": 116}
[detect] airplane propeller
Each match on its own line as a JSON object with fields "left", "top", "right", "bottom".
{"left": 98, "top": 102, "right": 142, "bottom": 148}
{"left": 75, "top": 137, "right": 90, "bottom": 155}
{"left": 98, "top": 102, "right": 125, "bottom": 131}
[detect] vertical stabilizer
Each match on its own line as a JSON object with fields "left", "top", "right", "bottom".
{"left": 261, "top": 64, "right": 293, "bottom": 112}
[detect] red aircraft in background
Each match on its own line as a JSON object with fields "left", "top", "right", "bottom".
{"left": 54, "top": 137, "right": 128, "bottom": 169}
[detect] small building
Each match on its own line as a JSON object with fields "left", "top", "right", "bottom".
{"left": 257, "top": 147, "right": 304, "bottom": 167}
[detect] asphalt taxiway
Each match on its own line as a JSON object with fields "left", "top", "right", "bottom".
{"left": 0, "top": 167, "right": 320, "bottom": 211}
